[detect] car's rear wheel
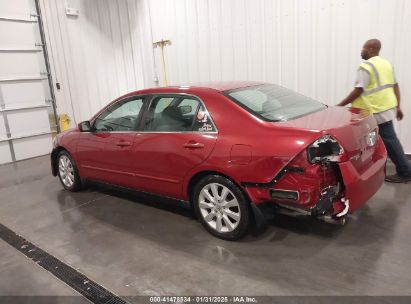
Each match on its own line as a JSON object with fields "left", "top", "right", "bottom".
{"left": 193, "top": 175, "right": 250, "bottom": 240}
{"left": 57, "top": 150, "right": 82, "bottom": 192}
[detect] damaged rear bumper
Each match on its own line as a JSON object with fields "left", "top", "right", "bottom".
{"left": 338, "top": 142, "right": 386, "bottom": 212}
{"left": 243, "top": 138, "right": 386, "bottom": 224}
{"left": 275, "top": 184, "right": 350, "bottom": 225}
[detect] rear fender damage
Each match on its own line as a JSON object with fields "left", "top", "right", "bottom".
{"left": 275, "top": 135, "right": 349, "bottom": 224}
{"left": 274, "top": 135, "right": 350, "bottom": 223}
{"left": 244, "top": 135, "right": 350, "bottom": 224}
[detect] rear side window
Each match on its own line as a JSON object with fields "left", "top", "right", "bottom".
{"left": 143, "top": 95, "right": 216, "bottom": 132}
{"left": 144, "top": 96, "right": 197, "bottom": 132}
{"left": 225, "top": 84, "right": 326, "bottom": 121}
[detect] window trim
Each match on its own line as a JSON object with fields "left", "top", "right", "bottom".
{"left": 138, "top": 93, "right": 218, "bottom": 134}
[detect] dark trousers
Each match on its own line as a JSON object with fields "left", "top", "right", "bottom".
{"left": 378, "top": 120, "right": 411, "bottom": 178}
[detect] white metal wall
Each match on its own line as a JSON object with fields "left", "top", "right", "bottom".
{"left": 0, "top": 0, "right": 57, "bottom": 164}
{"left": 39, "top": 0, "right": 155, "bottom": 126}
{"left": 147, "top": 0, "right": 411, "bottom": 153}
{"left": 41, "top": 0, "right": 411, "bottom": 153}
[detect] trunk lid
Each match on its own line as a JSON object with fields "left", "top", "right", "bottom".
{"left": 278, "top": 106, "right": 379, "bottom": 172}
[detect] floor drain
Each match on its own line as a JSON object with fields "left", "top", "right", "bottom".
{"left": 0, "top": 223, "right": 128, "bottom": 304}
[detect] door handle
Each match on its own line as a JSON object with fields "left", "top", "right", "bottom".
{"left": 183, "top": 141, "right": 204, "bottom": 149}
{"left": 116, "top": 141, "right": 132, "bottom": 147}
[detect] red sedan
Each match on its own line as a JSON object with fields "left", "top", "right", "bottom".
{"left": 51, "top": 82, "right": 387, "bottom": 240}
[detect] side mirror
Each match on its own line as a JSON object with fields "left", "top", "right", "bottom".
{"left": 78, "top": 121, "right": 92, "bottom": 132}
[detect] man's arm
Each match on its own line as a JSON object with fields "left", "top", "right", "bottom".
{"left": 337, "top": 88, "right": 363, "bottom": 107}
{"left": 394, "top": 83, "right": 403, "bottom": 120}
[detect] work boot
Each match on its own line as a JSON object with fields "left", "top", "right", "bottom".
{"left": 385, "top": 174, "right": 411, "bottom": 183}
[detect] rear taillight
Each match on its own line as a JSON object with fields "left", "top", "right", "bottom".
{"left": 307, "top": 135, "right": 347, "bottom": 163}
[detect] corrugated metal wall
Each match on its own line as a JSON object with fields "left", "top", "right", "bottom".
{"left": 41, "top": 0, "right": 411, "bottom": 152}
{"left": 148, "top": 0, "right": 411, "bottom": 152}
{"left": 39, "top": 0, "right": 155, "bottom": 125}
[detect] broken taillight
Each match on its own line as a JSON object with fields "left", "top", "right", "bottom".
{"left": 307, "top": 135, "right": 347, "bottom": 163}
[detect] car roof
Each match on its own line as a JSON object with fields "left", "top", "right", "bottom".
{"left": 171, "top": 81, "right": 265, "bottom": 92}
{"left": 127, "top": 81, "right": 265, "bottom": 96}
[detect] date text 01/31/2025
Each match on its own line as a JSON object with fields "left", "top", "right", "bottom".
{"left": 149, "top": 296, "right": 257, "bottom": 303}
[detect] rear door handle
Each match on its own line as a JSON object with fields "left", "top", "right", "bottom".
{"left": 116, "top": 141, "right": 132, "bottom": 147}
{"left": 183, "top": 141, "right": 204, "bottom": 149}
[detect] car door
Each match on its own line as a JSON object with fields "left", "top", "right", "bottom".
{"left": 76, "top": 95, "right": 146, "bottom": 188}
{"left": 131, "top": 94, "right": 217, "bottom": 198}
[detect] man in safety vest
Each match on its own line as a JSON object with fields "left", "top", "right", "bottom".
{"left": 338, "top": 39, "right": 411, "bottom": 183}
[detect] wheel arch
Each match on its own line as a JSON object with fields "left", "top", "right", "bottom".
{"left": 51, "top": 146, "right": 75, "bottom": 176}
{"left": 51, "top": 146, "right": 67, "bottom": 176}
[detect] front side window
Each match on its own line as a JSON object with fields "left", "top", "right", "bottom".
{"left": 144, "top": 96, "right": 215, "bottom": 132}
{"left": 225, "top": 84, "right": 326, "bottom": 121}
{"left": 93, "top": 97, "right": 144, "bottom": 132}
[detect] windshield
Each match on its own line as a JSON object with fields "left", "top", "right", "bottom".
{"left": 225, "top": 84, "right": 326, "bottom": 121}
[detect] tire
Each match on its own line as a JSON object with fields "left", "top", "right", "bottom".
{"left": 56, "top": 150, "right": 83, "bottom": 192}
{"left": 193, "top": 175, "right": 250, "bottom": 241}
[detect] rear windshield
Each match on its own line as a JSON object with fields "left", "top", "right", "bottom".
{"left": 225, "top": 84, "right": 326, "bottom": 121}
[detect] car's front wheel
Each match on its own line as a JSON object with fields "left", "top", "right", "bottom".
{"left": 193, "top": 175, "right": 250, "bottom": 240}
{"left": 57, "top": 150, "right": 83, "bottom": 191}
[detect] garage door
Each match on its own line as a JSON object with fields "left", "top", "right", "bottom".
{"left": 0, "top": 0, "right": 58, "bottom": 165}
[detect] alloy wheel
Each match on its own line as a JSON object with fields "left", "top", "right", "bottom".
{"left": 198, "top": 183, "right": 241, "bottom": 233}
{"left": 58, "top": 155, "right": 75, "bottom": 188}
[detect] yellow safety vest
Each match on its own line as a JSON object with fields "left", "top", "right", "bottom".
{"left": 352, "top": 56, "right": 397, "bottom": 113}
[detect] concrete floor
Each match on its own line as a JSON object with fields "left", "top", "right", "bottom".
{"left": 0, "top": 155, "right": 411, "bottom": 299}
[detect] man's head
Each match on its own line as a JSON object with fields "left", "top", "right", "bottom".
{"left": 361, "top": 39, "right": 381, "bottom": 60}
